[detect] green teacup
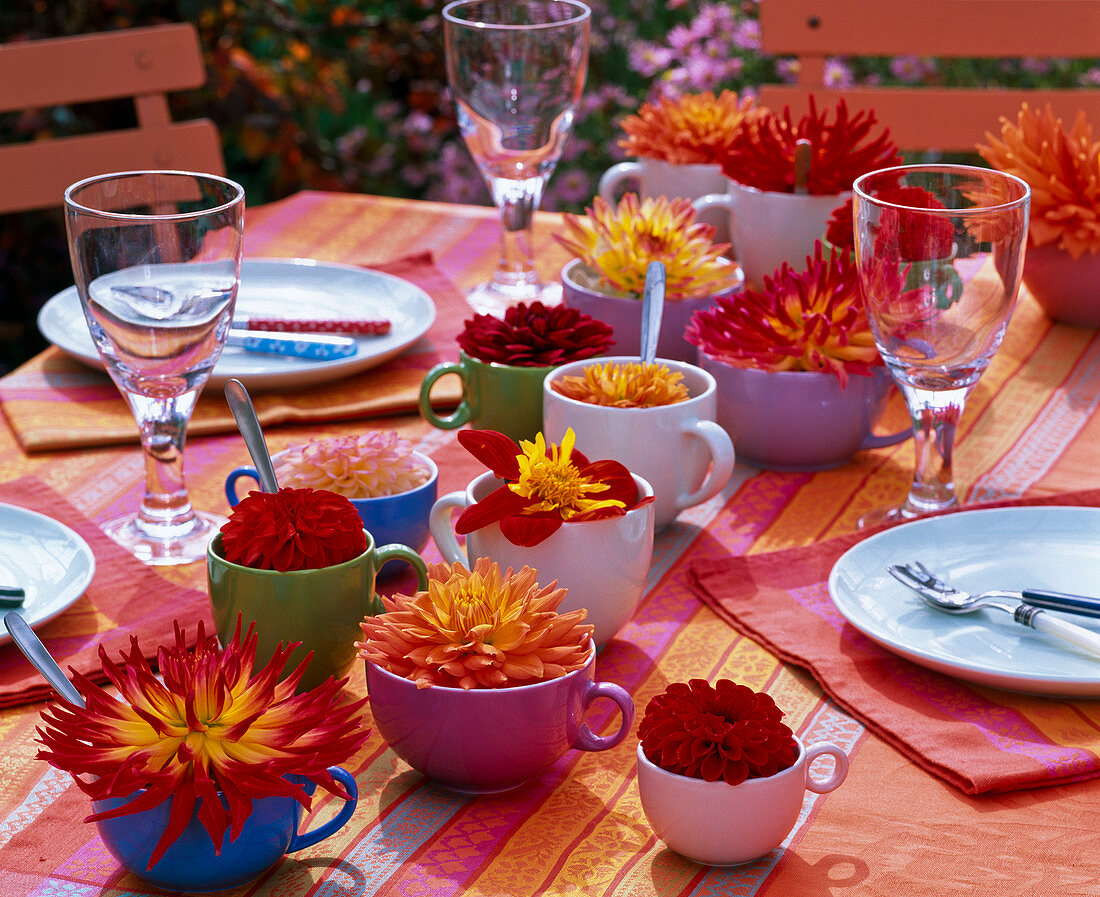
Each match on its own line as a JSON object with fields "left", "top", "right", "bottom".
{"left": 207, "top": 531, "right": 427, "bottom": 692}
{"left": 419, "top": 350, "right": 554, "bottom": 442}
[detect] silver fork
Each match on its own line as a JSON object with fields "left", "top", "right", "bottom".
{"left": 888, "top": 562, "right": 1100, "bottom": 658}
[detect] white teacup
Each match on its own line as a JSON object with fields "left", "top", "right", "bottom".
{"left": 599, "top": 158, "right": 730, "bottom": 243}
{"left": 430, "top": 472, "right": 655, "bottom": 649}
{"left": 693, "top": 180, "right": 849, "bottom": 287}
{"left": 542, "top": 357, "right": 734, "bottom": 530}
{"left": 637, "top": 736, "right": 849, "bottom": 866}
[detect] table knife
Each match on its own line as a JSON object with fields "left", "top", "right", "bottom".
{"left": 226, "top": 328, "right": 358, "bottom": 360}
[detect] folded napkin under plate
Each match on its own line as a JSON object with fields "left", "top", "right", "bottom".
{"left": 0, "top": 477, "right": 212, "bottom": 707}
{"left": 0, "top": 253, "right": 465, "bottom": 453}
{"left": 689, "top": 488, "right": 1100, "bottom": 794}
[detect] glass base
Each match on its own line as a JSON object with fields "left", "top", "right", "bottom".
{"left": 102, "top": 510, "right": 226, "bottom": 566}
{"left": 465, "top": 280, "right": 563, "bottom": 317}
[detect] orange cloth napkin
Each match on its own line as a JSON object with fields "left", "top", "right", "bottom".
{"left": 0, "top": 253, "right": 465, "bottom": 452}
{"left": 0, "top": 477, "right": 212, "bottom": 707}
{"left": 689, "top": 489, "right": 1100, "bottom": 794}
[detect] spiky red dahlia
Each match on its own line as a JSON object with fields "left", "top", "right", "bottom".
{"left": 686, "top": 241, "right": 881, "bottom": 385}
{"left": 36, "top": 620, "right": 368, "bottom": 868}
{"left": 829, "top": 186, "right": 955, "bottom": 261}
{"left": 457, "top": 301, "right": 614, "bottom": 367}
{"left": 715, "top": 97, "right": 902, "bottom": 195}
{"left": 638, "top": 679, "right": 798, "bottom": 785}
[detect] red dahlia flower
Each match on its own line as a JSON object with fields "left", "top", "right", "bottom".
{"left": 36, "top": 619, "right": 368, "bottom": 868}
{"left": 454, "top": 428, "right": 649, "bottom": 547}
{"left": 686, "top": 241, "right": 881, "bottom": 386}
{"left": 220, "top": 486, "right": 367, "bottom": 572}
{"left": 457, "top": 301, "right": 613, "bottom": 367}
{"left": 638, "top": 678, "right": 798, "bottom": 785}
{"left": 829, "top": 186, "right": 956, "bottom": 261}
{"left": 715, "top": 97, "right": 902, "bottom": 195}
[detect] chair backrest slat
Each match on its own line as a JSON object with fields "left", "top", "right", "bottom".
{"left": 0, "top": 23, "right": 223, "bottom": 214}
{"left": 758, "top": 0, "right": 1100, "bottom": 152}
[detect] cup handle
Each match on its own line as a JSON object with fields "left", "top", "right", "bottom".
{"left": 225, "top": 466, "right": 260, "bottom": 507}
{"left": 419, "top": 362, "right": 470, "bottom": 430}
{"left": 374, "top": 544, "right": 429, "bottom": 590}
{"left": 286, "top": 766, "right": 358, "bottom": 852}
{"left": 803, "top": 742, "right": 849, "bottom": 794}
{"left": 858, "top": 428, "right": 913, "bottom": 451}
{"left": 572, "top": 681, "right": 635, "bottom": 752}
{"left": 429, "top": 490, "right": 471, "bottom": 565}
{"left": 598, "top": 161, "right": 643, "bottom": 203}
{"left": 675, "top": 419, "right": 736, "bottom": 511}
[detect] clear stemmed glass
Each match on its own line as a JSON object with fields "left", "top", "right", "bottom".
{"left": 853, "top": 164, "right": 1030, "bottom": 526}
{"left": 443, "top": 0, "right": 591, "bottom": 316}
{"left": 64, "top": 170, "right": 245, "bottom": 565}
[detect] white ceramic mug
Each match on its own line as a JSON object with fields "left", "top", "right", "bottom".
{"left": 542, "top": 357, "right": 734, "bottom": 530}
{"left": 692, "top": 180, "right": 849, "bottom": 287}
{"left": 636, "top": 737, "right": 849, "bottom": 866}
{"left": 430, "top": 472, "right": 655, "bottom": 649}
{"left": 599, "top": 158, "right": 730, "bottom": 243}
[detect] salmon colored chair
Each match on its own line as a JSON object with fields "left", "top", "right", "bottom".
{"left": 0, "top": 23, "right": 224, "bottom": 214}
{"left": 758, "top": 0, "right": 1100, "bottom": 152}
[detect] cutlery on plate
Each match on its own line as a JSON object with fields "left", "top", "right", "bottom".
{"left": 895, "top": 561, "right": 1100, "bottom": 618}
{"left": 4, "top": 611, "right": 85, "bottom": 706}
{"left": 235, "top": 316, "right": 391, "bottom": 335}
{"left": 888, "top": 562, "right": 1100, "bottom": 659}
{"left": 226, "top": 328, "right": 358, "bottom": 360}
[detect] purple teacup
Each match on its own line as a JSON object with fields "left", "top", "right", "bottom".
{"left": 365, "top": 641, "right": 634, "bottom": 793}
{"left": 700, "top": 354, "right": 910, "bottom": 470}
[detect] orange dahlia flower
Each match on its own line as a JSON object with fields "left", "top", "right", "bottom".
{"left": 358, "top": 558, "right": 593, "bottom": 689}
{"left": 36, "top": 620, "right": 368, "bottom": 869}
{"left": 619, "top": 90, "right": 763, "bottom": 165}
{"left": 978, "top": 103, "right": 1100, "bottom": 258}
{"left": 556, "top": 194, "right": 741, "bottom": 300}
{"left": 550, "top": 360, "right": 690, "bottom": 408}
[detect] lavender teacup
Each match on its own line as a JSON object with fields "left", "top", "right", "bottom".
{"left": 366, "top": 640, "right": 633, "bottom": 793}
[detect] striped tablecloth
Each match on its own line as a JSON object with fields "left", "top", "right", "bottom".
{"left": 1, "top": 191, "right": 1099, "bottom": 896}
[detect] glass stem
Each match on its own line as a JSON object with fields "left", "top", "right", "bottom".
{"left": 898, "top": 382, "right": 971, "bottom": 517}
{"left": 490, "top": 177, "right": 545, "bottom": 291}
{"left": 126, "top": 391, "right": 200, "bottom": 535}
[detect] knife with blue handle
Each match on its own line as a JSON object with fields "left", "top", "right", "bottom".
{"left": 226, "top": 328, "right": 358, "bottom": 360}
{"left": 1021, "top": 589, "right": 1100, "bottom": 619}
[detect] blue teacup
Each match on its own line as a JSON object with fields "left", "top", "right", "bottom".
{"left": 93, "top": 767, "right": 358, "bottom": 892}
{"left": 226, "top": 450, "right": 438, "bottom": 579}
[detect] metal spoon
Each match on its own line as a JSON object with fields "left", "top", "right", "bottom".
{"left": 640, "top": 260, "right": 665, "bottom": 364}
{"left": 888, "top": 563, "right": 1100, "bottom": 658}
{"left": 4, "top": 611, "right": 85, "bottom": 706}
{"left": 224, "top": 379, "right": 278, "bottom": 493}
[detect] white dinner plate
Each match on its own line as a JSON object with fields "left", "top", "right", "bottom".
{"left": 38, "top": 258, "right": 437, "bottom": 390}
{"left": 828, "top": 506, "right": 1100, "bottom": 696}
{"left": 0, "top": 504, "right": 95, "bottom": 646}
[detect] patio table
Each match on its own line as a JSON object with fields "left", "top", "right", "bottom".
{"left": 0, "top": 191, "right": 1099, "bottom": 896}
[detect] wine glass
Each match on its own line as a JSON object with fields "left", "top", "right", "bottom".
{"left": 64, "top": 170, "right": 245, "bottom": 565}
{"left": 853, "top": 164, "right": 1030, "bottom": 525}
{"left": 443, "top": 0, "right": 591, "bottom": 316}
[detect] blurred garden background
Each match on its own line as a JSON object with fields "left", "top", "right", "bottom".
{"left": 1, "top": 0, "right": 1098, "bottom": 373}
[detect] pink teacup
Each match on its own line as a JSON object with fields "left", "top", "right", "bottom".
{"left": 365, "top": 641, "right": 634, "bottom": 793}
{"left": 637, "top": 736, "right": 849, "bottom": 866}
